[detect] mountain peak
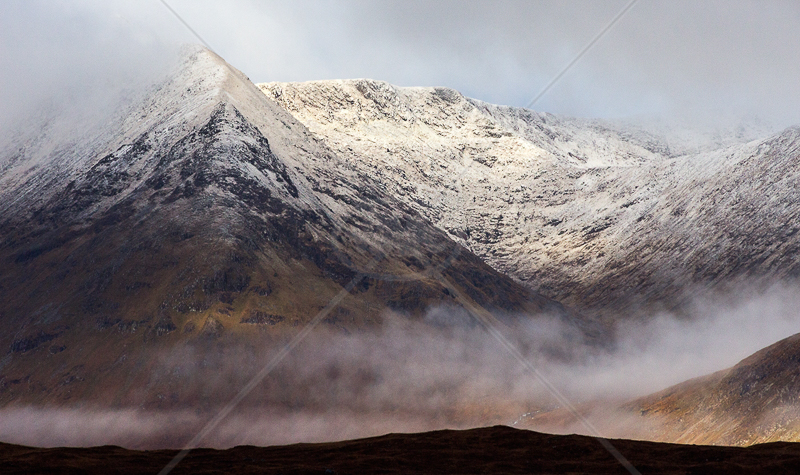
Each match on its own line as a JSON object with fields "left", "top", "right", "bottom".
{"left": 0, "top": 46, "right": 564, "bottom": 414}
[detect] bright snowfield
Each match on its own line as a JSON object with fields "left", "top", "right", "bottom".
{"left": 2, "top": 45, "right": 800, "bottom": 449}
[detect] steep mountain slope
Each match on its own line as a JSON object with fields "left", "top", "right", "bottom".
{"left": 260, "top": 80, "right": 800, "bottom": 319}
{"left": 0, "top": 47, "right": 563, "bottom": 410}
{"left": 626, "top": 332, "right": 800, "bottom": 446}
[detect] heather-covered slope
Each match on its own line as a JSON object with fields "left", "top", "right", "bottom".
{"left": 520, "top": 332, "right": 800, "bottom": 446}
{"left": 626, "top": 332, "right": 800, "bottom": 446}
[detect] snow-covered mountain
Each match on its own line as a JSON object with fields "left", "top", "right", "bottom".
{"left": 0, "top": 47, "right": 559, "bottom": 410}
{"left": 260, "top": 79, "right": 800, "bottom": 320}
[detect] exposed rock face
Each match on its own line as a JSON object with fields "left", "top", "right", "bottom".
{"left": 260, "top": 79, "right": 800, "bottom": 319}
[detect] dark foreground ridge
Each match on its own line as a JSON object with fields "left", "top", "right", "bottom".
{"left": 3, "top": 425, "right": 800, "bottom": 474}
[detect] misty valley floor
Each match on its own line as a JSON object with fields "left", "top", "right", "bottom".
{"left": 4, "top": 426, "right": 800, "bottom": 474}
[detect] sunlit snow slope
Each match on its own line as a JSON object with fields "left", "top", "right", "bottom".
{"left": 260, "top": 79, "right": 800, "bottom": 319}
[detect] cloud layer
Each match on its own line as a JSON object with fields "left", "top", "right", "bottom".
{"left": 3, "top": 1, "right": 800, "bottom": 129}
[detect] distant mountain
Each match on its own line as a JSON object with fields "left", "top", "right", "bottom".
{"left": 260, "top": 79, "right": 800, "bottom": 320}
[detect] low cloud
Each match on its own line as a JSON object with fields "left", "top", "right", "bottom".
{"left": 0, "top": 1, "right": 179, "bottom": 137}
{"left": 1, "top": 284, "right": 799, "bottom": 449}
{"left": 5, "top": 1, "right": 800, "bottom": 134}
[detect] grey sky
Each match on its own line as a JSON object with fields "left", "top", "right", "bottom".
{"left": 3, "top": 0, "right": 800, "bottom": 129}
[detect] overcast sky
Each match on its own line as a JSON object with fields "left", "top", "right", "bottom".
{"left": 3, "top": 0, "right": 800, "bottom": 129}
